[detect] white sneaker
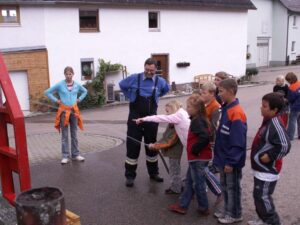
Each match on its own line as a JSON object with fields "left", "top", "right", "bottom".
{"left": 73, "top": 155, "right": 85, "bottom": 162}
{"left": 61, "top": 158, "right": 69, "bottom": 164}
{"left": 248, "top": 219, "right": 269, "bottom": 225}
{"left": 214, "top": 211, "right": 225, "bottom": 218}
{"left": 218, "top": 215, "right": 243, "bottom": 224}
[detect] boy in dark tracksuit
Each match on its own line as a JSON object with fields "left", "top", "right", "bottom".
{"left": 248, "top": 93, "right": 291, "bottom": 225}
{"left": 213, "top": 79, "right": 247, "bottom": 224}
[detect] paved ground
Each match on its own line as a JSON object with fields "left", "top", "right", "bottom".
{"left": 1, "top": 65, "right": 300, "bottom": 225}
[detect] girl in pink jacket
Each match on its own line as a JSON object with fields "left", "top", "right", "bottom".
{"left": 135, "top": 100, "right": 190, "bottom": 148}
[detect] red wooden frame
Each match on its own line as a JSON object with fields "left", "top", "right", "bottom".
{"left": 0, "top": 53, "right": 31, "bottom": 205}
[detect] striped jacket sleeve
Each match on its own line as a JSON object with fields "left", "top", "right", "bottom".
{"left": 267, "top": 117, "right": 291, "bottom": 160}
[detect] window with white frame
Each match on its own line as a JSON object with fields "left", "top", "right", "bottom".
{"left": 81, "top": 59, "right": 94, "bottom": 80}
{"left": 293, "top": 15, "right": 297, "bottom": 26}
{"left": 0, "top": 5, "right": 20, "bottom": 24}
{"left": 148, "top": 11, "right": 160, "bottom": 31}
{"left": 291, "top": 41, "right": 296, "bottom": 52}
{"left": 79, "top": 9, "right": 99, "bottom": 32}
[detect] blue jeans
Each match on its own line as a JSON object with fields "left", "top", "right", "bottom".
{"left": 287, "top": 110, "right": 300, "bottom": 140}
{"left": 219, "top": 168, "right": 242, "bottom": 218}
{"left": 60, "top": 112, "right": 80, "bottom": 159}
{"left": 180, "top": 161, "right": 209, "bottom": 210}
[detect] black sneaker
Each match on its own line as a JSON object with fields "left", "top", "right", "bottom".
{"left": 150, "top": 175, "right": 164, "bottom": 182}
{"left": 125, "top": 178, "right": 134, "bottom": 187}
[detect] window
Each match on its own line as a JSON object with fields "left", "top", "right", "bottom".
{"left": 293, "top": 15, "right": 297, "bottom": 26}
{"left": 291, "top": 41, "right": 296, "bottom": 52}
{"left": 0, "top": 5, "right": 20, "bottom": 24}
{"left": 148, "top": 11, "right": 160, "bottom": 31}
{"left": 81, "top": 59, "right": 94, "bottom": 80}
{"left": 79, "top": 9, "right": 99, "bottom": 32}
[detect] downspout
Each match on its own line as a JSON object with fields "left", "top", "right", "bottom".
{"left": 285, "top": 11, "right": 292, "bottom": 65}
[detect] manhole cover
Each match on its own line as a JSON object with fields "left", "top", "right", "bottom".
{"left": 9, "top": 132, "right": 123, "bottom": 165}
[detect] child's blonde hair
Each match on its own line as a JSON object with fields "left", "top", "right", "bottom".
{"left": 165, "top": 100, "right": 182, "bottom": 114}
{"left": 201, "top": 81, "right": 217, "bottom": 94}
{"left": 276, "top": 75, "right": 284, "bottom": 82}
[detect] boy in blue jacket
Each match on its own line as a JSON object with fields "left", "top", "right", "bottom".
{"left": 248, "top": 93, "right": 290, "bottom": 225}
{"left": 213, "top": 79, "right": 247, "bottom": 224}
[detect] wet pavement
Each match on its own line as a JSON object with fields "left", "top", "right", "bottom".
{"left": 1, "top": 65, "right": 300, "bottom": 225}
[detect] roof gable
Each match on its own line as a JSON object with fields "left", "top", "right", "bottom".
{"left": 1, "top": 0, "right": 256, "bottom": 10}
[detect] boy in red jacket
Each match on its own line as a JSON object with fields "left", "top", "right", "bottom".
{"left": 248, "top": 93, "right": 291, "bottom": 225}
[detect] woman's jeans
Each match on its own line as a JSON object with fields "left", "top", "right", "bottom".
{"left": 180, "top": 161, "right": 209, "bottom": 210}
{"left": 61, "top": 112, "right": 80, "bottom": 159}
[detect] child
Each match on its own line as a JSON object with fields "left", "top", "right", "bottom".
{"left": 213, "top": 79, "right": 247, "bottom": 224}
{"left": 148, "top": 100, "right": 184, "bottom": 194}
{"left": 168, "top": 94, "right": 211, "bottom": 216}
{"left": 248, "top": 93, "right": 291, "bottom": 225}
{"left": 134, "top": 100, "right": 190, "bottom": 149}
{"left": 273, "top": 75, "right": 289, "bottom": 128}
{"left": 273, "top": 75, "right": 288, "bottom": 99}
{"left": 285, "top": 72, "right": 300, "bottom": 140}
{"left": 214, "top": 71, "right": 229, "bottom": 104}
{"left": 44, "top": 66, "right": 87, "bottom": 164}
{"left": 200, "top": 82, "right": 223, "bottom": 205}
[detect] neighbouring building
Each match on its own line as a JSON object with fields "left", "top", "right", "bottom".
{"left": 247, "top": 0, "right": 300, "bottom": 68}
{"left": 0, "top": 0, "right": 255, "bottom": 112}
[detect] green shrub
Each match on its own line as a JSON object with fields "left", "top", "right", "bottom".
{"left": 78, "top": 59, "right": 123, "bottom": 109}
{"left": 246, "top": 67, "right": 258, "bottom": 76}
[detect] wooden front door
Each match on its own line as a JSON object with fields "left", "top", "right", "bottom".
{"left": 152, "top": 54, "right": 169, "bottom": 82}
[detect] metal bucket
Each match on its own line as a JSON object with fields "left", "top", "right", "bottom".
{"left": 15, "top": 187, "right": 66, "bottom": 225}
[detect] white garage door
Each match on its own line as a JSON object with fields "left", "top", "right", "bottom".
{"left": 1, "top": 71, "right": 30, "bottom": 111}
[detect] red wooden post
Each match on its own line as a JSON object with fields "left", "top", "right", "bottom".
{"left": 0, "top": 53, "right": 31, "bottom": 205}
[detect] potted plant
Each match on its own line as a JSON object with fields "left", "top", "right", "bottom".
{"left": 82, "top": 65, "right": 93, "bottom": 80}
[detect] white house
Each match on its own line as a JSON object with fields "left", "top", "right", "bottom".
{"left": 0, "top": 0, "right": 255, "bottom": 111}
{"left": 247, "top": 0, "right": 300, "bottom": 68}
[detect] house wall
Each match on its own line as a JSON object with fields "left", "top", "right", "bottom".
{"left": 1, "top": 5, "right": 248, "bottom": 91}
{"left": 288, "top": 14, "right": 300, "bottom": 62}
{"left": 0, "top": 6, "right": 45, "bottom": 48}
{"left": 247, "top": 0, "right": 273, "bottom": 68}
{"left": 2, "top": 49, "right": 50, "bottom": 111}
{"left": 271, "top": 1, "right": 288, "bottom": 66}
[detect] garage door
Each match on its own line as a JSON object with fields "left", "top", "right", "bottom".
{"left": 1, "top": 71, "right": 30, "bottom": 111}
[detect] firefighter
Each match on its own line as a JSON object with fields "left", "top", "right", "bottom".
{"left": 119, "top": 58, "right": 170, "bottom": 187}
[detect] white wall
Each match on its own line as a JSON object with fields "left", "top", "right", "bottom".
{"left": 43, "top": 6, "right": 248, "bottom": 86}
{"left": 288, "top": 15, "right": 300, "bottom": 61}
{"left": 0, "top": 6, "right": 45, "bottom": 48}
{"left": 247, "top": 0, "right": 273, "bottom": 67}
{"left": 271, "top": 1, "right": 288, "bottom": 66}
{"left": 1, "top": 5, "right": 249, "bottom": 87}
